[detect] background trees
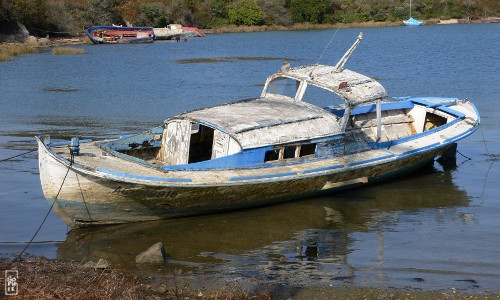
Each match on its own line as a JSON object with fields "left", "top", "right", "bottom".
{"left": 0, "top": 0, "right": 498, "bottom": 37}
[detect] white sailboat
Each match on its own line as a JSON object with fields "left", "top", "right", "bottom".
{"left": 403, "top": 0, "right": 424, "bottom": 26}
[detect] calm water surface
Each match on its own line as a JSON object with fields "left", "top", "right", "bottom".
{"left": 1, "top": 24, "right": 500, "bottom": 292}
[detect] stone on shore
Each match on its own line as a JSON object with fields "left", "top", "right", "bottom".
{"left": 94, "top": 258, "right": 110, "bottom": 270}
{"left": 135, "top": 242, "right": 166, "bottom": 264}
{"left": 83, "top": 261, "right": 96, "bottom": 268}
{"left": 25, "top": 35, "right": 38, "bottom": 46}
{"left": 37, "top": 37, "right": 51, "bottom": 47}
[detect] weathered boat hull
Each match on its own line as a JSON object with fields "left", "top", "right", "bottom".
{"left": 37, "top": 137, "right": 449, "bottom": 228}
{"left": 86, "top": 26, "right": 155, "bottom": 44}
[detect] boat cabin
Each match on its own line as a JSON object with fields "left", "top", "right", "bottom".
{"left": 98, "top": 33, "right": 461, "bottom": 171}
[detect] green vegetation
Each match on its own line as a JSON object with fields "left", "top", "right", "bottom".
{"left": 1, "top": 0, "right": 499, "bottom": 36}
{"left": 52, "top": 47, "right": 86, "bottom": 55}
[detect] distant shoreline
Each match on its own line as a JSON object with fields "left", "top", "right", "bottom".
{"left": 203, "top": 17, "right": 500, "bottom": 34}
{"left": 1, "top": 16, "right": 498, "bottom": 62}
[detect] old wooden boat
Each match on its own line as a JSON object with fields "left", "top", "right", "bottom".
{"left": 86, "top": 26, "right": 155, "bottom": 44}
{"left": 37, "top": 33, "right": 479, "bottom": 228}
{"left": 154, "top": 24, "right": 204, "bottom": 40}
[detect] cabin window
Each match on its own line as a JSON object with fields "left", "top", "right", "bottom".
{"left": 188, "top": 123, "right": 214, "bottom": 163}
{"left": 267, "top": 77, "right": 299, "bottom": 99}
{"left": 301, "top": 84, "right": 345, "bottom": 113}
{"left": 300, "top": 143, "right": 316, "bottom": 157}
{"left": 264, "top": 149, "right": 280, "bottom": 162}
{"left": 284, "top": 146, "right": 296, "bottom": 159}
{"left": 423, "top": 113, "right": 447, "bottom": 131}
{"left": 265, "top": 143, "right": 316, "bottom": 162}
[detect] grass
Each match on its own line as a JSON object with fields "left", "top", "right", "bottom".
{"left": 52, "top": 47, "right": 86, "bottom": 55}
{"left": 2, "top": 257, "right": 498, "bottom": 299}
{"left": 0, "top": 43, "right": 38, "bottom": 62}
{"left": 0, "top": 257, "right": 272, "bottom": 299}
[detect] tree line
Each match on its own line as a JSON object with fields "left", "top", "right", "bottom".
{"left": 1, "top": 0, "right": 499, "bottom": 37}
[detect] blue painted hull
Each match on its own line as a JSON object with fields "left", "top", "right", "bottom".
{"left": 39, "top": 137, "right": 454, "bottom": 227}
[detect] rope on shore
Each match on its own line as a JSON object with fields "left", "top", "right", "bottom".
{"left": 0, "top": 149, "right": 37, "bottom": 162}
{"left": 14, "top": 153, "right": 73, "bottom": 261}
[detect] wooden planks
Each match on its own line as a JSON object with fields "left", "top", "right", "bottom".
{"left": 347, "top": 109, "right": 415, "bottom": 143}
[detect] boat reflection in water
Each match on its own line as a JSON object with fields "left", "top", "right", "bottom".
{"left": 56, "top": 163, "right": 472, "bottom": 289}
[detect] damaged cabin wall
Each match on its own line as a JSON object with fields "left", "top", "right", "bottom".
{"left": 211, "top": 130, "right": 242, "bottom": 159}
{"left": 212, "top": 130, "right": 230, "bottom": 159}
{"left": 228, "top": 138, "right": 241, "bottom": 155}
{"left": 407, "top": 106, "right": 427, "bottom": 134}
{"left": 160, "top": 120, "right": 191, "bottom": 165}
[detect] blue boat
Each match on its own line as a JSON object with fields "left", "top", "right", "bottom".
{"left": 86, "top": 25, "right": 155, "bottom": 44}
{"left": 36, "top": 33, "right": 479, "bottom": 227}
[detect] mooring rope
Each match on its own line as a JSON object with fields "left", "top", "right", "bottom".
{"left": 0, "top": 149, "right": 37, "bottom": 163}
{"left": 479, "top": 124, "right": 491, "bottom": 157}
{"left": 14, "top": 154, "right": 73, "bottom": 261}
{"left": 478, "top": 124, "right": 496, "bottom": 205}
{"left": 75, "top": 172, "right": 93, "bottom": 222}
{"left": 456, "top": 149, "right": 472, "bottom": 160}
{"left": 0, "top": 240, "right": 65, "bottom": 244}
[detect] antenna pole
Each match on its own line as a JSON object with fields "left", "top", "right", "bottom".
{"left": 333, "top": 32, "right": 363, "bottom": 73}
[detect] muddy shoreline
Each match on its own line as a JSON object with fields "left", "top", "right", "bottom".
{"left": 1, "top": 257, "right": 498, "bottom": 299}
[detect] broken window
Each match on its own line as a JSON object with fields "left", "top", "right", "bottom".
{"left": 264, "top": 149, "right": 280, "bottom": 162}
{"left": 265, "top": 143, "right": 317, "bottom": 162}
{"left": 300, "top": 143, "right": 316, "bottom": 157}
{"left": 266, "top": 77, "right": 299, "bottom": 99}
{"left": 284, "top": 146, "right": 296, "bottom": 159}
{"left": 188, "top": 123, "right": 214, "bottom": 163}
{"left": 301, "top": 84, "right": 345, "bottom": 116}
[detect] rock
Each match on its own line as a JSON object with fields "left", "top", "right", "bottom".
{"left": 83, "top": 261, "right": 96, "bottom": 268}
{"left": 17, "top": 22, "right": 30, "bottom": 38}
{"left": 135, "top": 242, "right": 166, "bottom": 264}
{"left": 25, "top": 35, "right": 38, "bottom": 46}
{"left": 37, "top": 37, "right": 51, "bottom": 47}
{"left": 94, "top": 258, "right": 110, "bottom": 270}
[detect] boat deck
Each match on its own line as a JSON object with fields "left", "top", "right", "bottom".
{"left": 48, "top": 100, "right": 478, "bottom": 186}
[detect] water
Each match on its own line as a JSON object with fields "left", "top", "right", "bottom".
{"left": 1, "top": 24, "right": 500, "bottom": 292}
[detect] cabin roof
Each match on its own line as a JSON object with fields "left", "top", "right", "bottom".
{"left": 274, "top": 64, "right": 388, "bottom": 106}
{"left": 174, "top": 96, "right": 342, "bottom": 149}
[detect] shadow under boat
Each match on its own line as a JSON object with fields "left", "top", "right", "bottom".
{"left": 56, "top": 161, "right": 469, "bottom": 271}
